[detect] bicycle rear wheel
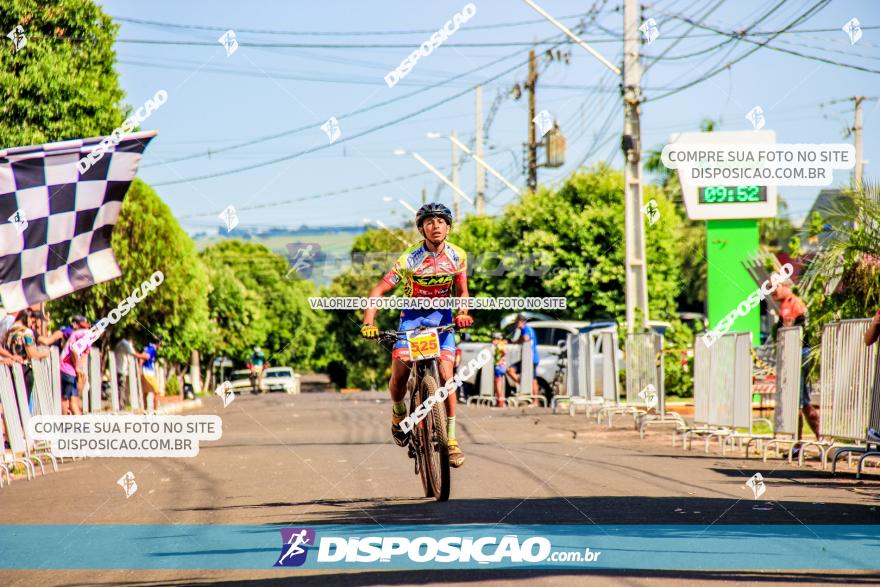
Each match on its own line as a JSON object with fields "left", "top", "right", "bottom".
{"left": 420, "top": 375, "right": 450, "bottom": 502}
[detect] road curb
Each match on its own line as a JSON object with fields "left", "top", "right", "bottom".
{"left": 156, "top": 398, "right": 203, "bottom": 415}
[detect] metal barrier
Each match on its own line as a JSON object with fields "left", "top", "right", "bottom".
{"left": 850, "top": 353, "right": 880, "bottom": 476}
{"left": 823, "top": 319, "right": 880, "bottom": 473}
{"left": 0, "top": 365, "right": 40, "bottom": 482}
{"left": 568, "top": 331, "right": 607, "bottom": 416}
{"left": 49, "top": 347, "right": 61, "bottom": 415}
{"left": 89, "top": 348, "right": 102, "bottom": 413}
{"left": 478, "top": 351, "right": 494, "bottom": 403}
{"left": 752, "top": 327, "right": 825, "bottom": 461}
{"left": 596, "top": 330, "right": 624, "bottom": 424}
{"left": 108, "top": 352, "right": 121, "bottom": 412}
{"left": 126, "top": 356, "right": 143, "bottom": 412}
{"left": 30, "top": 357, "right": 55, "bottom": 417}
{"left": 561, "top": 333, "right": 588, "bottom": 414}
{"left": 679, "top": 332, "right": 752, "bottom": 451}
{"left": 10, "top": 363, "right": 58, "bottom": 476}
{"left": 510, "top": 342, "right": 547, "bottom": 407}
{"left": 821, "top": 319, "right": 876, "bottom": 441}
{"left": 466, "top": 343, "right": 497, "bottom": 406}
{"left": 623, "top": 332, "right": 686, "bottom": 436}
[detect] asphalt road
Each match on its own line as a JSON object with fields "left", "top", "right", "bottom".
{"left": 3, "top": 389, "right": 880, "bottom": 586}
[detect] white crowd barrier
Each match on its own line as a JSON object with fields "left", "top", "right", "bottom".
{"left": 754, "top": 327, "right": 825, "bottom": 462}
{"left": 678, "top": 332, "right": 752, "bottom": 451}
{"left": 0, "top": 363, "right": 59, "bottom": 487}
{"left": 822, "top": 319, "right": 880, "bottom": 473}
{"left": 465, "top": 343, "right": 497, "bottom": 407}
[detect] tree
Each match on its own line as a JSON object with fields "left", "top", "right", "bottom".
{"left": 199, "top": 240, "right": 330, "bottom": 372}
{"left": 801, "top": 181, "right": 880, "bottom": 346}
{"left": 0, "top": 0, "right": 128, "bottom": 148}
{"left": 456, "top": 163, "right": 684, "bottom": 322}
{"left": 321, "top": 227, "right": 417, "bottom": 388}
{"left": 759, "top": 196, "right": 797, "bottom": 253}
{"left": 48, "top": 179, "right": 211, "bottom": 364}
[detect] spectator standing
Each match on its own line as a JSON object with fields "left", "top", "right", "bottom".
{"left": 141, "top": 340, "right": 162, "bottom": 398}
{"left": 59, "top": 315, "right": 93, "bottom": 415}
{"left": 771, "top": 282, "right": 820, "bottom": 443}
{"left": 492, "top": 332, "right": 508, "bottom": 407}
{"left": 6, "top": 310, "right": 51, "bottom": 412}
{"left": 507, "top": 314, "right": 541, "bottom": 402}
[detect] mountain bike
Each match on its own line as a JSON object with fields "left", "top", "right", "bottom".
{"left": 378, "top": 323, "right": 455, "bottom": 502}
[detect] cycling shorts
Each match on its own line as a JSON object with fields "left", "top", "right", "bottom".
{"left": 392, "top": 311, "right": 455, "bottom": 363}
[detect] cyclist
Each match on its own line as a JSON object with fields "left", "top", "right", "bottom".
{"left": 361, "top": 203, "right": 472, "bottom": 468}
{"left": 250, "top": 346, "right": 266, "bottom": 392}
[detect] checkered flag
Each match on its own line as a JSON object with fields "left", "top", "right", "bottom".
{"left": 0, "top": 131, "right": 157, "bottom": 312}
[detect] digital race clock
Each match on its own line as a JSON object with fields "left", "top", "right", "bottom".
{"left": 698, "top": 185, "right": 768, "bottom": 204}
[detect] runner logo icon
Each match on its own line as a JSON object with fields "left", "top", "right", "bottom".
{"left": 274, "top": 528, "right": 316, "bottom": 567}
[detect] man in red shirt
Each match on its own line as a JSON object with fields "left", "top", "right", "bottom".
{"left": 772, "top": 282, "right": 820, "bottom": 440}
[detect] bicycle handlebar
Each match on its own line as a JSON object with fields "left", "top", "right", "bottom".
{"left": 376, "top": 323, "right": 457, "bottom": 343}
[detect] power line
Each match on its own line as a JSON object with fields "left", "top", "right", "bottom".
{"left": 642, "top": 0, "right": 727, "bottom": 73}
{"left": 645, "top": 0, "right": 836, "bottom": 103}
{"left": 112, "top": 12, "right": 600, "bottom": 36}
{"left": 179, "top": 165, "right": 450, "bottom": 219}
{"left": 149, "top": 22, "right": 596, "bottom": 180}
{"left": 151, "top": 52, "right": 531, "bottom": 187}
{"left": 110, "top": 23, "right": 880, "bottom": 49}
{"left": 141, "top": 37, "right": 545, "bottom": 168}
{"left": 655, "top": 2, "right": 880, "bottom": 78}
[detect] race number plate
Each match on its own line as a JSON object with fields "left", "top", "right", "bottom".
{"left": 406, "top": 328, "right": 441, "bottom": 361}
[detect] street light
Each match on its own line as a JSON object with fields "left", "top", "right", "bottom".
{"left": 426, "top": 132, "right": 522, "bottom": 198}
{"left": 393, "top": 149, "right": 475, "bottom": 205}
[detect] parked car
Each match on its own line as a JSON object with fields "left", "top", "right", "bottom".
{"left": 229, "top": 369, "right": 256, "bottom": 393}
{"left": 262, "top": 367, "right": 300, "bottom": 394}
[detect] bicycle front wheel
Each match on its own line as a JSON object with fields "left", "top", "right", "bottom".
{"left": 420, "top": 375, "right": 450, "bottom": 502}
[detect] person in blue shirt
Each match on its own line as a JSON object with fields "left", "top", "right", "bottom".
{"left": 141, "top": 339, "right": 161, "bottom": 397}
{"left": 507, "top": 314, "right": 540, "bottom": 401}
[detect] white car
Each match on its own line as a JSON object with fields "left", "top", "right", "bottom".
{"left": 262, "top": 367, "right": 300, "bottom": 394}
{"left": 229, "top": 369, "right": 257, "bottom": 394}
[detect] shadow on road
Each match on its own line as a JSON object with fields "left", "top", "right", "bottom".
{"left": 57, "top": 568, "right": 880, "bottom": 586}
{"left": 166, "top": 495, "right": 880, "bottom": 525}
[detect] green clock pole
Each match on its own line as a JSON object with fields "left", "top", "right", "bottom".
{"left": 705, "top": 219, "right": 761, "bottom": 346}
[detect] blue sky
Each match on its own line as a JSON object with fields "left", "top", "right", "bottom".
{"left": 98, "top": 0, "right": 880, "bottom": 233}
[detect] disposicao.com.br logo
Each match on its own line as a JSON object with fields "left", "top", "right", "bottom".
{"left": 273, "top": 528, "right": 600, "bottom": 568}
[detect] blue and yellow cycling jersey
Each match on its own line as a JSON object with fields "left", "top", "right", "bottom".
{"left": 382, "top": 240, "right": 468, "bottom": 300}
{"left": 382, "top": 241, "right": 469, "bottom": 362}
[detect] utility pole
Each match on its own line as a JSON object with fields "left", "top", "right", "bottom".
{"left": 475, "top": 85, "right": 486, "bottom": 214}
{"left": 421, "top": 187, "right": 426, "bottom": 206}
{"left": 451, "top": 129, "right": 461, "bottom": 219}
{"left": 854, "top": 95, "right": 864, "bottom": 190}
{"left": 526, "top": 48, "right": 538, "bottom": 192}
{"left": 623, "top": 0, "right": 649, "bottom": 330}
